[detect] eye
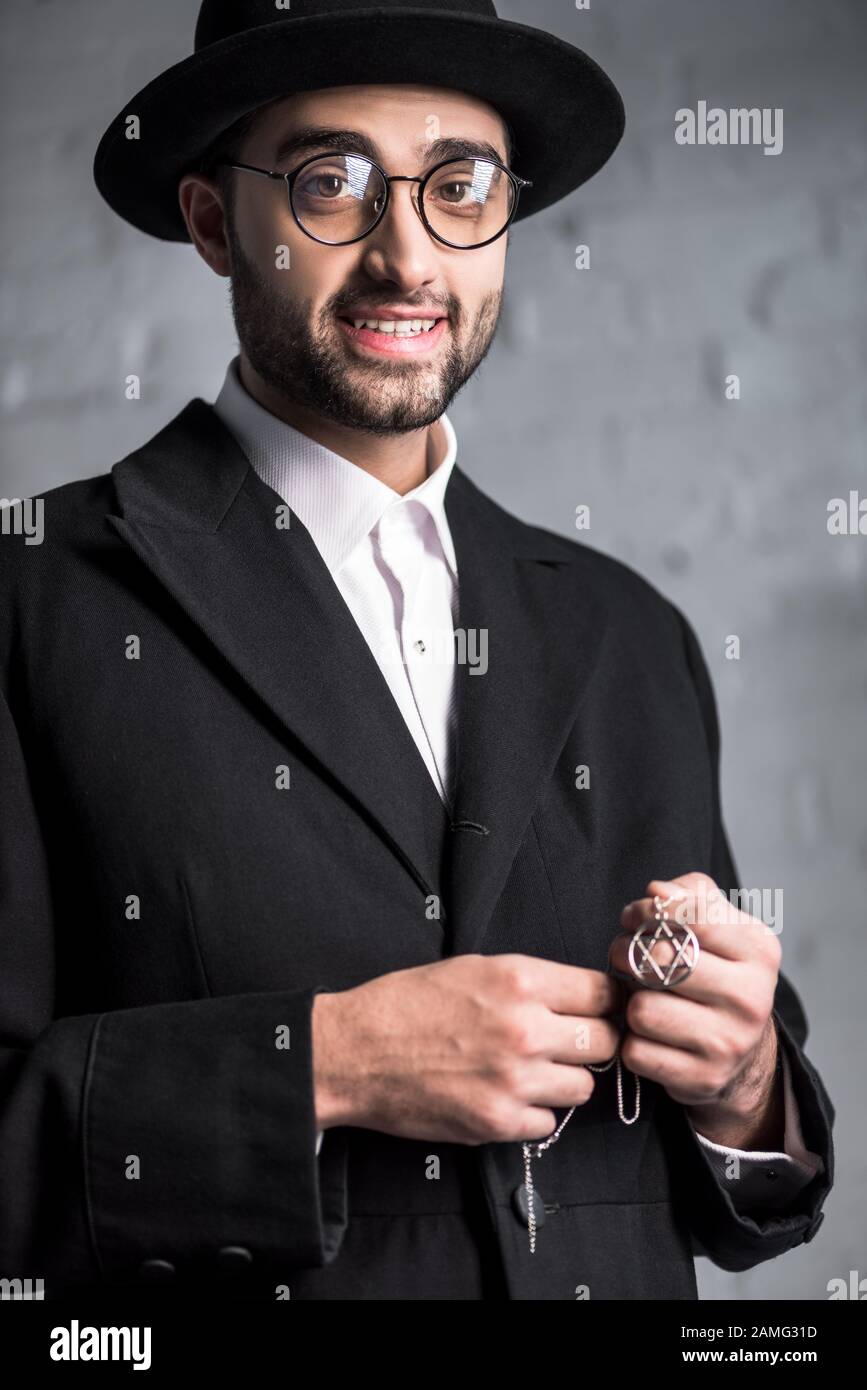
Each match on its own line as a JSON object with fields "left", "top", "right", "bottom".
{"left": 298, "top": 171, "right": 348, "bottom": 200}
{"left": 425, "top": 160, "right": 501, "bottom": 215}
{"left": 437, "top": 180, "right": 471, "bottom": 205}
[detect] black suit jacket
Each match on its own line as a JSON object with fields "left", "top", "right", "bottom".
{"left": 0, "top": 401, "right": 834, "bottom": 1300}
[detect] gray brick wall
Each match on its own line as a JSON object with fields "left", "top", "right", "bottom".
{"left": 1, "top": 0, "right": 864, "bottom": 1300}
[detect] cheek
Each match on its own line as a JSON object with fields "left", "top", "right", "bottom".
{"left": 232, "top": 200, "right": 307, "bottom": 280}
{"left": 266, "top": 234, "right": 362, "bottom": 307}
{"left": 455, "top": 254, "right": 505, "bottom": 319}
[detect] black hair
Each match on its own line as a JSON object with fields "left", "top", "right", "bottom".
{"left": 197, "top": 106, "right": 265, "bottom": 215}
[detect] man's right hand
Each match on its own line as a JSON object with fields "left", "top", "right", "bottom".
{"left": 311, "top": 954, "right": 623, "bottom": 1146}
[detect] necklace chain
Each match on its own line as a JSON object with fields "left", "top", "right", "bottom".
{"left": 519, "top": 899, "right": 684, "bottom": 1253}
{"left": 521, "top": 1049, "right": 640, "bottom": 1254}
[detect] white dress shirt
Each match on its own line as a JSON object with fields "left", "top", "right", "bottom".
{"left": 213, "top": 356, "right": 823, "bottom": 1211}
{"left": 216, "top": 356, "right": 458, "bottom": 808}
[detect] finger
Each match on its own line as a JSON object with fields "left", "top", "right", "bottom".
{"left": 622, "top": 879, "right": 728, "bottom": 930}
{"left": 546, "top": 1013, "right": 622, "bottom": 1065}
{"left": 513, "top": 1106, "right": 561, "bottom": 1143}
{"left": 623, "top": 989, "right": 723, "bottom": 1056}
{"left": 646, "top": 873, "right": 727, "bottom": 908}
{"left": 620, "top": 1031, "right": 709, "bottom": 1095}
{"left": 608, "top": 927, "right": 738, "bottom": 1004}
{"left": 645, "top": 875, "right": 756, "bottom": 935}
{"left": 524, "top": 1060, "right": 598, "bottom": 1110}
{"left": 620, "top": 887, "right": 759, "bottom": 963}
{"left": 527, "top": 959, "right": 625, "bottom": 1017}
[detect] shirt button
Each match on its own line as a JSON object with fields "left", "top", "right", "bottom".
{"left": 414, "top": 639, "right": 426, "bottom": 653}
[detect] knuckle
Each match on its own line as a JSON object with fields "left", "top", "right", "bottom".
{"left": 480, "top": 1096, "right": 518, "bottom": 1143}
{"left": 740, "top": 990, "right": 772, "bottom": 1028}
{"left": 494, "top": 1057, "right": 530, "bottom": 1099}
{"left": 705, "top": 1029, "right": 740, "bottom": 1068}
{"left": 703, "top": 1066, "right": 729, "bottom": 1098}
{"left": 503, "top": 1009, "right": 541, "bottom": 1058}
{"left": 491, "top": 1006, "right": 536, "bottom": 1058}
{"left": 493, "top": 954, "right": 533, "bottom": 999}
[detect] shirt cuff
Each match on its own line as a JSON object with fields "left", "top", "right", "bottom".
{"left": 315, "top": 1128, "right": 324, "bottom": 1157}
{"left": 690, "top": 1044, "right": 825, "bottom": 1210}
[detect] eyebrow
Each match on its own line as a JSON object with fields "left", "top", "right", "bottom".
{"left": 271, "top": 125, "right": 508, "bottom": 169}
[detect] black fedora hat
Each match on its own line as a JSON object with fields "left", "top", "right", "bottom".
{"left": 94, "top": 0, "right": 625, "bottom": 242}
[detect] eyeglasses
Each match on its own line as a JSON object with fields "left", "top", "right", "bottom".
{"left": 221, "top": 150, "right": 532, "bottom": 249}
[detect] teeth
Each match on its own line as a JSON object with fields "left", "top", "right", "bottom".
{"left": 351, "top": 318, "right": 438, "bottom": 335}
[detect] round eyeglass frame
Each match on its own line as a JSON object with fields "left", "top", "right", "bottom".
{"left": 221, "top": 149, "right": 533, "bottom": 250}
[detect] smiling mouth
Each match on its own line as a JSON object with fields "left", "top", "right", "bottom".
{"left": 336, "top": 315, "right": 449, "bottom": 356}
{"left": 338, "top": 316, "right": 443, "bottom": 337}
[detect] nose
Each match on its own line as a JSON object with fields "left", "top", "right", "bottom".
{"left": 360, "top": 177, "right": 443, "bottom": 291}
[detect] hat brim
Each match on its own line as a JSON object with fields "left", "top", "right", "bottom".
{"left": 93, "top": 8, "right": 625, "bottom": 241}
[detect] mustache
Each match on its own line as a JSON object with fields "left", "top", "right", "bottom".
{"left": 328, "top": 294, "right": 457, "bottom": 320}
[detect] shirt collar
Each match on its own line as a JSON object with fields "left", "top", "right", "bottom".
{"left": 212, "top": 357, "right": 458, "bottom": 577}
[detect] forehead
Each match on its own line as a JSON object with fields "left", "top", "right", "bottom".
{"left": 249, "top": 84, "right": 509, "bottom": 160}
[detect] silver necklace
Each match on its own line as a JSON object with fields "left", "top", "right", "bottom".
{"left": 519, "top": 1049, "right": 640, "bottom": 1253}
{"left": 517, "top": 896, "right": 687, "bottom": 1253}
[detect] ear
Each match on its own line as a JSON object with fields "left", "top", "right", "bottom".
{"left": 178, "top": 172, "right": 232, "bottom": 277}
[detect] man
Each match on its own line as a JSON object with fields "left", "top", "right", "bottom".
{"left": 0, "top": 0, "right": 833, "bottom": 1301}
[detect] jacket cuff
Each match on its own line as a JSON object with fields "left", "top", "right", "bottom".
{"left": 689, "top": 1042, "right": 824, "bottom": 1210}
{"left": 85, "top": 985, "right": 348, "bottom": 1286}
{"left": 673, "top": 1010, "right": 833, "bottom": 1271}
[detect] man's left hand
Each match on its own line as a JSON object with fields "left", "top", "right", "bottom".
{"left": 609, "top": 872, "right": 784, "bottom": 1149}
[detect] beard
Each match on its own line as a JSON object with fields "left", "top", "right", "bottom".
{"left": 226, "top": 222, "right": 503, "bottom": 436}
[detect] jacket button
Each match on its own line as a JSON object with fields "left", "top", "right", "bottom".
{"left": 511, "top": 1184, "right": 546, "bottom": 1230}
{"left": 803, "top": 1213, "right": 825, "bottom": 1244}
{"left": 216, "top": 1245, "right": 254, "bottom": 1272}
{"left": 138, "top": 1258, "right": 176, "bottom": 1282}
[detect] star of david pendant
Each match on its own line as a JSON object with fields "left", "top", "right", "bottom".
{"left": 627, "top": 917, "right": 700, "bottom": 989}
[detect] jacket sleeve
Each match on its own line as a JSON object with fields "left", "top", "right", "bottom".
{"left": 664, "top": 608, "right": 834, "bottom": 1272}
{"left": 688, "top": 1037, "right": 824, "bottom": 1209}
{"left": 0, "top": 688, "right": 348, "bottom": 1296}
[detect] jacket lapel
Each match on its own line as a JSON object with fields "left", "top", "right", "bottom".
{"left": 443, "top": 470, "right": 610, "bottom": 957}
{"left": 108, "top": 399, "right": 451, "bottom": 907}
{"left": 107, "top": 398, "right": 612, "bottom": 960}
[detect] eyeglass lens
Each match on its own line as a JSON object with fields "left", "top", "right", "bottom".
{"left": 290, "top": 155, "right": 516, "bottom": 245}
